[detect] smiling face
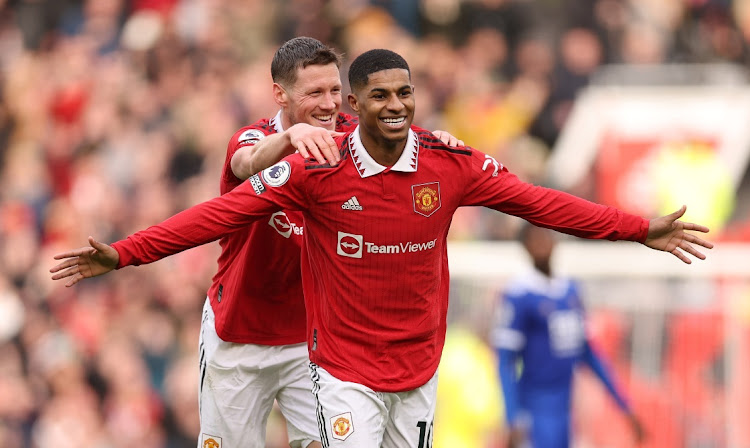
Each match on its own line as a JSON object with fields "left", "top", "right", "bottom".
{"left": 274, "top": 62, "right": 342, "bottom": 131}
{"left": 348, "top": 68, "right": 414, "bottom": 152}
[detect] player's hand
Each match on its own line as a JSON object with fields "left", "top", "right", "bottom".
{"left": 432, "top": 129, "right": 464, "bottom": 147}
{"left": 644, "top": 205, "right": 713, "bottom": 264}
{"left": 287, "top": 123, "right": 344, "bottom": 166}
{"left": 50, "top": 236, "right": 119, "bottom": 287}
{"left": 627, "top": 413, "right": 646, "bottom": 444}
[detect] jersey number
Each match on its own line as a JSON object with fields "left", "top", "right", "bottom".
{"left": 417, "top": 420, "right": 434, "bottom": 448}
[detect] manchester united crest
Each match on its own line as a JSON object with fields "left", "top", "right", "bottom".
{"left": 330, "top": 412, "right": 354, "bottom": 441}
{"left": 412, "top": 182, "right": 441, "bottom": 217}
{"left": 201, "top": 434, "right": 222, "bottom": 448}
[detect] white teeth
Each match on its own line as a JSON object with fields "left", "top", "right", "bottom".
{"left": 315, "top": 115, "right": 333, "bottom": 122}
{"left": 381, "top": 117, "right": 405, "bottom": 125}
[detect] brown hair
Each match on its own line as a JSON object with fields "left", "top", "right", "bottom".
{"left": 271, "top": 37, "right": 342, "bottom": 87}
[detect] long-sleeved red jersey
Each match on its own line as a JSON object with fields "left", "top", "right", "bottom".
{"left": 113, "top": 126, "right": 648, "bottom": 392}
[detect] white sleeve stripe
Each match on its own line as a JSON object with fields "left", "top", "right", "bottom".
{"left": 490, "top": 328, "right": 526, "bottom": 350}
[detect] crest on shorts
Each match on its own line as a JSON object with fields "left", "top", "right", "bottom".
{"left": 412, "top": 182, "right": 441, "bottom": 217}
{"left": 201, "top": 434, "right": 222, "bottom": 448}
{"left": 330, "top": 411, "right": 354, "bottom": 441}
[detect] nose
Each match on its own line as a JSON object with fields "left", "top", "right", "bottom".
{"left": 386, "top": 93, "right": 404, "bottom": 112}
{"left": 321, "top": 92, "right": 338, "bottom": 111}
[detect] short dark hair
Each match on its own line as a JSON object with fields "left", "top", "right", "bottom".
{"left": 348, "top": 49, "right": 410, "bottom": 92}
{"left": 271, "top": 37, "right": 342, "bottom": 87}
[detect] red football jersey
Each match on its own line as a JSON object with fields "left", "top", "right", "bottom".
{"left": 112, "top": 126, "right": 648, "bottom": 391}
{"left": 202, "top": 111, "right": 357, "bottom": 344}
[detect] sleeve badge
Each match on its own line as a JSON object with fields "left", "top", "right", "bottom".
{"left": 237, "top": 129, "right": 266, "bottom": 144}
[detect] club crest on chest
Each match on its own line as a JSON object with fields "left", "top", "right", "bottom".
{"left": 412, "top": 182, "right": 441, "bottom": 217}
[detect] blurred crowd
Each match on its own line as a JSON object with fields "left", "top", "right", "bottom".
{"left": 1, "top": 0, "right": 750, "bottom": 446}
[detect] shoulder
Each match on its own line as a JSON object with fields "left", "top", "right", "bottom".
{"left": 504, "top": 271, "right": 547, "bottom": 300}
{"left": 231, "top": 119, "right": 276, "bottom": 146}
{"left": 412, "top": 126, "right": 473, "bottom": 157}
{"left": 252, "top": 153, "right": 309, "bottom": 192}
{"left": 293, "top": 132, "right": 354, "bottom": 172}
{"left": 336, "top": 113, "right": 358, "bottom": 131}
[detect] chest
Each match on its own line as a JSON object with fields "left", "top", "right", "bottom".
{"left": 306, "top": 168, "right": 461, "bottom": 243}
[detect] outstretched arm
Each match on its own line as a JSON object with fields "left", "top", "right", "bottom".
{"left": 231, "top": 124, "right": 344, "bottom": 179}
{"left": 644, "top": 205, "right": 713, "bottom": 264}
{"left": 50, "top": 164, "right": 304, "bottom": 285}
{"left": 50, "top": 237, "right": 119, "bottom": 287}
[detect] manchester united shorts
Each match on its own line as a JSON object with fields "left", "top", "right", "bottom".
{"left": 309, "top": 362, "right": 438, "bottom": 448}
{"left": 198, "top": 298, "right": 319, "bottom": 448}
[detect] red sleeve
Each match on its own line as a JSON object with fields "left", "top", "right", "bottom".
{"left": 113, "top": 155, "right": 311, "bottom": 268}
{"left": 460, "top": 150, "right": 649, "bottom": 243}
{"left": 221, "top": 123, "right": 275, "bottom": 194}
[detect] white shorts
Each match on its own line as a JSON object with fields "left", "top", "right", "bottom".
{"left": 309, "top": 363, "right": 438, "bottom": 448}
{"left": 198, "top": 299, "right": 319, "bottom": 448}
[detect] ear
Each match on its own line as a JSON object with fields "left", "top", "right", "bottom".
{"left": 347, "top": 93, "right": 359, "bottom": 113}
{"left": 273, "top": 83, "right": 288, "bottom": 108}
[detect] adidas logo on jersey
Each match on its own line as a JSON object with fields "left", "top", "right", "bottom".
{"left": 341, "top": 196, "right": 363, "bottom": 211}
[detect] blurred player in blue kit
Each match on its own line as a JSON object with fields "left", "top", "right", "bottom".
{"left": 492, "top": 224, "right": 645, "bottom": 447}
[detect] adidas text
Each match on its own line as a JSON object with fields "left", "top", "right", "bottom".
{"left": 341, "top": 196, "right": 363, "bottom": 211}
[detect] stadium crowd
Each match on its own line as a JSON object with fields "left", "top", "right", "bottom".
{"left": 1, "top": 0, "right": 748, "bottom": 446}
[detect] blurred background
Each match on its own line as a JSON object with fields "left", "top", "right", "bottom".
{"left": 1, "top": 0, "right": 749, "bottom": 446}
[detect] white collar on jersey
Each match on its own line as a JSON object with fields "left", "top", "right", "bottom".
{"left": 349, "top": 126, "right": 419, "bottom": 178}
{"left": 270, "top": 110, "right": 285, "bottom": 133}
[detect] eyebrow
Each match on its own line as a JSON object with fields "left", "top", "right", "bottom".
{"left": 369, "top": 84, "right": 412, "bottom": 94}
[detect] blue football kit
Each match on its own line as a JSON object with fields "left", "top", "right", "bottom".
{"left": 492, "top": 270, "right": 631, "bottom": 447}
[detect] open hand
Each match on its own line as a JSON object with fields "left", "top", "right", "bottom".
{"left": 644, "top": 205, "right": 713, "bottom": 264}
{"left": 288, "top": 123, "right": 344, "bottom": 165}
{"left": 50, "top": 236, "right": 119, "bottom": 287}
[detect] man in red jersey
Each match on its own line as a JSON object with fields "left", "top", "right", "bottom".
{"left": 191, "top": 36, "right": 464, "bottom": 448}
{"left": 51, "top": 49, "right": 712, "bottom": 447}
{"left": 204, "top": 37, "right": 460, "bottom": 448}
{"left": 192, "top": 37, "right": 348, "bottom": 448}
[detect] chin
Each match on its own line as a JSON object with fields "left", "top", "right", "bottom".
{"left": 388, "top": 130, "right": 409, "bottom": 140}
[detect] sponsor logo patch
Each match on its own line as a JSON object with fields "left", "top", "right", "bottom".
{"left": 237, "top": 129, "right": 265, "bottom": 144}
{"left": 412, "top": 182, "right": 441, "bottom": 217}
{"left": 248, "top": 174, "right": 265, "bottom": 195}
{"left": 201, "top": 434, "right": 222, "bottom": 448}
{"left": 337, "top": 231, "right": 438, "bottom": 258}
{"left": 330, "top": 412, "right": 354, "bottom": 441}
{"left": 262, "top": 161, "right": 291, "bottom": 187}
{"left": 337, "top": 232, "right": 363, "bottom": 258}
{"left": 268, "top": 211, "right": 303, "bottom": 238}
{"left": 483, "top": 154, "right": 502, "bottom": 176}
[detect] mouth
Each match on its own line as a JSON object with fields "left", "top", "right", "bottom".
{"left": 313, "top": 114, "right": 334, "bottom": 125}
{"left": 380, "top": 116, "right": 407, "bottom": 129}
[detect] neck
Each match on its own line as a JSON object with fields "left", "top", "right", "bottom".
{"left": 359, "top": 129, "right": 407, "bottom": 167}
{"left": 534, "top": 260, "right": 552, "bottom": 278}
{"left": 280, "top": 112, "right": 294, "bottom": 131}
